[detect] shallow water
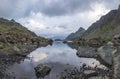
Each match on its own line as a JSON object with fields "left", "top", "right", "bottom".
{"left": 6, "top": 42, "right": 101, "bottom": 79}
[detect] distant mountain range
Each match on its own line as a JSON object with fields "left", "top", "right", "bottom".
{"left": 66, "top": 5, "right": 120, "bottom": 41}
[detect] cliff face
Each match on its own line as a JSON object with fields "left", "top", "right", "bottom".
{"left": 0, "top": 18, "right": 52, "bottom": 54}
{"left": 65, "top": 27, "right": 85, "bottom": 40}
{"left": 82, "top": 5, "right": 120, "bottom": 39}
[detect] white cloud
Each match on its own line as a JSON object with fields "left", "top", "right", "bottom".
{"left": 29, "top": 53, "right": 47, "bottom": 62}
{"left": 17, "top": 3, "right": 110, "bottom": 38}
{"left": 27, "top": 19, "right": 45, "bottom": 30}
{"left": 14, "top": 1, "right": 119, "bottom": 39}
{"left": 78, "top": 3, "right": 110, "bottom": 27}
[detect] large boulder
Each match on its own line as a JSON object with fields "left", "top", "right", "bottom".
{"left": 77, "top": 44, "right": 117, "bottom": 67}
{"left": 34, "top": 64, "right": 51, "bottom": 78}
{"left": 76, "top": 46, "right": 97, "bottom": 58}
{"left": 97, "top": 44, "right": 117, "bottom": 65}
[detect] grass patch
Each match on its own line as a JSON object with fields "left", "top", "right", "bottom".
{"left": 2, "top": 45, "right": 12, "bottom": 52}
{"left": 0, "top": 44, "right": 4, "bottom": 49}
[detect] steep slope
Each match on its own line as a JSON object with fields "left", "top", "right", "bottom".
{"left": 0, "top": 18, "right": 52, "bottom": 54}
{"left": 65, "top": 27, "right": 85, "bottom": 40}
{"left": 82, "top": 5, "right": 120, "bottom": 40}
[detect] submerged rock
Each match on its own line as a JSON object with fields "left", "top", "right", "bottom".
{"left": 34, "top": 64, "right": 51, "bottom": 78}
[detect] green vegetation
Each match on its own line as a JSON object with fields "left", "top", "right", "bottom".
{"left": 96, "top": 23, "right": 112, "bottom": 36}
{"left": 0, "top": 44, "right": 4, "bottom": 49}
{"left": 0, "top": 18, "right": 51, "bottom": 53}
{"left": 0, "top": 19, "right": 34, "bottom": 36}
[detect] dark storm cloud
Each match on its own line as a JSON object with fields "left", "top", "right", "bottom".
{"left": 0, "top": 0, "right": 33, "bottom": 18}
{"left": 0, "top": 0, "right": 120, "bottom": 18}
{"left": 35, "top": 0, "right": 94, "bottom": 16}
{"left": 34, "top": 0, "right": 120, "bottom": 16}
{"left": 0, "top": 0, "right": 18, "bottom": 18}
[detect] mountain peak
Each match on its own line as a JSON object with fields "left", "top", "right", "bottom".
{"left": 65, "top": 27, "right": 85, "bottom": 40}
{"left": 78, "top": 27, "right": 85, "bottom": 31}
{"left": 81, "top": 5, "right": 120, "bottom": 39}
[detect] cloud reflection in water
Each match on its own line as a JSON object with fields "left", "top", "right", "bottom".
{"left": 29, "top": 53, "right": 48, "bottom": 62}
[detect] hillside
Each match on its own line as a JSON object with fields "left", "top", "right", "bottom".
{"left": 66, "top": 5, "right": 120, "bottom": 42}
{"left": 65, "top": 27, "right": 85, "bottom": 40}
{"left": 0, "top": 18, "right": 52, "bottom": 54}
{"left": 82, "top": 5, "right": 120, "bottom": 40}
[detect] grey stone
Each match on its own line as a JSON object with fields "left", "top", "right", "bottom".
{"left": 34, "top": 64, "right": 51, "bottom": 78}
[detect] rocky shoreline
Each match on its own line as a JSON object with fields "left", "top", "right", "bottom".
{"left": 76, "top": 42, "right": 120, "bottom": 79}
{"left": 0, "top": 18, "right": 53, "bottom": 79}
{"left": 0, "top": 41, "right": 52, "bottom": 79}
{"left": 60, "top": 35, "right": 120, "bottom": 79}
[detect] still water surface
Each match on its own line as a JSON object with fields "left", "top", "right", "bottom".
{"left": 7, "top": 42, "right": 100, "bottom": 79}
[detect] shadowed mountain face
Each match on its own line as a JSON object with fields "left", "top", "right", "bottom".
{"left": 65, "top": 27, "right": 85, "bottom": 40}
{"left": 66, "top": 5, "right": 120, "bottom": 40}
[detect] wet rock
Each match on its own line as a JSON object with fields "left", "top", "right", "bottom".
{"left": 97, "top": 44, "right": 117, "bottom": 65}
{"left": 76, "top": 46, "right": 97, "bottom": 58}
{"left": 77, "top": 44, "right": 117, "bottom": 67}
{"left": 34, "top": 64, "right": 51, "bottom": 78}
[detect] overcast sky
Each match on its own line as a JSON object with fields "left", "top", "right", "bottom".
{"left": 0, "top": 0, "right": 120, "bottom": 39}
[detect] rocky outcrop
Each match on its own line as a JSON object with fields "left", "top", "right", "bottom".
{"left": 0, "top": 18, "right": 52, "bottom": 79}
{"left": 77, "top": 43, "right": 117, "bottom": 67}
{"left": 97, "top": 44, "right": 117, "bottom": 66}
{"left": 60, "top": 64, "right": 111, "bottom": 79}
{"left": 0, "top": 18, "right": 52, "bottom": 55}
{"left": 87, "top": 38, "right": 107, "bottom": 47}
{"left": 34, "top": 64, "right": 51, "bottom": 78}
{"left": 76, "top": 42, "right": 120, "bottom": 79}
